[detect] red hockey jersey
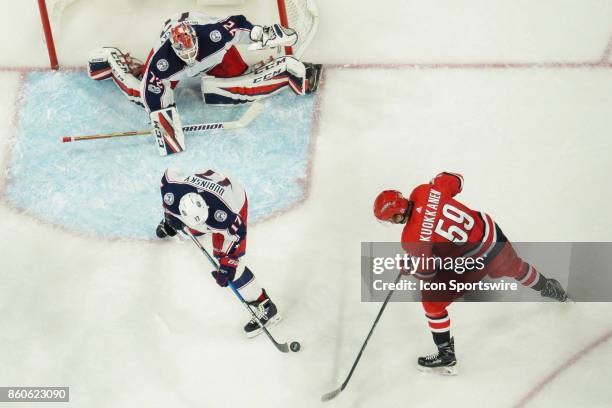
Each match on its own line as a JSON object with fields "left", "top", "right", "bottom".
{"left": 401, "top": 172, "right": 502, "bottom": 279}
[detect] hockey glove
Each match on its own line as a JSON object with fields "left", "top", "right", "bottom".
{"left": 156, "top": 220, "right": 175, "bottom": 238}
{"left": 211, "top": 256, "right": 239, "bottom": 287}
{"left": 167, "top": 213, "right": 185, "bottom": 230}
{"left": 248, "top": 24, "right": 297, "bottom": 51}
{"left": 156, "top": 213, "right": 185, "bottom": 238}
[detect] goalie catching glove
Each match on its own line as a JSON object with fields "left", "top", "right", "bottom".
{"left": 248, "top": 24, "right": 298, "bottom": 51}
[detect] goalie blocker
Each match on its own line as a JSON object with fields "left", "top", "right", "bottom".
{"left": 150, "top": 107, "right": 186, "bottom": 156}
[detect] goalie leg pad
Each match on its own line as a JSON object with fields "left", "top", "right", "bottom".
{"left": 87, "top": 48, "right": 113, "bottom": 80}
{"left": 283, "top": 56, "right": 307, "bottom": 94}
{"left": 150, "top": 107, "right": 186, "bottom": 156}
{"left": 89, "top": 47, "right": 144, "bottom": 107}
{"left": 108, "top": 48, "right": 143, "bottom": 107}
{"left": 304, "top": 62, "right": 323, "bottom": 94}
{"left": 201, "top": 56, "right": 307, "bottom": 105}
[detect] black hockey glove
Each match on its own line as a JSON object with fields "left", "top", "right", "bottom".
{"left": 155, "top": 214, "right": 183, "bottom": 238}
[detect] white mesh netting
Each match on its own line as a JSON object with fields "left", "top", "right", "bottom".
{"left": 282, "top": 0, "right": 319, "bottom": 58}
{"left": 41, "top": 0, "right": 318, "bottom": 60}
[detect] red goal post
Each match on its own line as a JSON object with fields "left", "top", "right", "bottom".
{"left": 38, "top": 0, "right": 59, "bottom": 69}
{"left": 37, "top": 0, "right": 319, "bottom": 69}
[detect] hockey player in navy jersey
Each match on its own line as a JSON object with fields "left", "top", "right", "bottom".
{"left": 156, "top": 167, "right": 281, "bottom": 337}
{"left": 87, "top": 12, "right": 322, "bottom": 155}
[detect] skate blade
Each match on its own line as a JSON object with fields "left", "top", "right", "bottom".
{"left": 417, "top": 364, "right": 458, "bottom": 376}
{"left": 245, "top": 314, "right": 282, "bottom": 339}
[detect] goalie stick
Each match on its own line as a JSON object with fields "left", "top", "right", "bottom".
{"left": 321, "top": 271, "right": 403, "bottom": 402}
{"left": 60, "top": 102, "right": 263, "bottom": 143}
{"left": 183, "top": 228, "right": 292, "bottom": 354}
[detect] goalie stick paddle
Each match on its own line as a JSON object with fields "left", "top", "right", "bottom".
{"left": 60, "top": 102, "right": 263, "bottom": 143}
{"left": 321, "top": 271, "right": 403, "bottom": 402}
{"left": 183, "top": 228, "right": 291, "bottom": 353}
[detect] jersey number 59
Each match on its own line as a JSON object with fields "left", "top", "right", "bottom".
{"left": 434, "top": 204, "right": 474, "bottom": 244}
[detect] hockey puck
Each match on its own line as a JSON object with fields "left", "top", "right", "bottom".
{"left": 290, "top": 341, "right": 301, "bottom": 352}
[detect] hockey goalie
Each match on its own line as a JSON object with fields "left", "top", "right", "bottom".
{"left": 87, "top": 11, "right": 322, "bottom": 156}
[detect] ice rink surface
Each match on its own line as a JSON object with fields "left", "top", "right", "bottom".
{"left": 1, "top": 1, "right": 612, "bottom": 407}
{"left": 6, "top": 72, "right": 315, "bottom": 238}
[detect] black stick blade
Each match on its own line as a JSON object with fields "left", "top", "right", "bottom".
{"left": 321, "top": 387, "right": 342, "bottom": 402}
{"left": 275, "top": 341, "right": 290, "bottom": 353}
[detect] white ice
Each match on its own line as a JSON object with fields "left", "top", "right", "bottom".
{"left": 1, "top": 1, "right": 612, "bottom": 407}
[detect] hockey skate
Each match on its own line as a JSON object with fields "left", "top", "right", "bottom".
{"left": 244, "top": 289, "right": 282, "bottom": 338}
{"left": 304, "top": 62, "right": 323, "bottom": 94}
{"left": 418, "top": 338, "right": 458, "bottom": 376}
{"left": 540, "top": 278, "right": 569, "bottom": 302}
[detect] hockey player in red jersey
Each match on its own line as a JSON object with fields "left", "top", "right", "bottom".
{"left": 373, "top": 172, "right": 568, "bottom": 375}
{"left": 86, "top": 11, "right": 322, "bottom": 155}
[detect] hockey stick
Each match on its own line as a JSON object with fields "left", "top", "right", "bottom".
{"left": 183, "top": 228, "right": 290, "bottom": 353}
{"left": 60, "top": 102, "right": 263, "bottom": 143}
{"left": 321, "top": 271, "right": 403, "bottom": 402}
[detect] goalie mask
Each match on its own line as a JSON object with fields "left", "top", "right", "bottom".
{"left": 170, "top": 22, "right": 199, "bottom": 65}
{"left": 179, "top": 192, "right": 209, "bottom": 228}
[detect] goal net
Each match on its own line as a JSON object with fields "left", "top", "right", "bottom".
{"left": 38, "top": 0, "right": 319, "bottom": 69}
{"left": 276, "top": 0, "right": 319, "bottom": 58}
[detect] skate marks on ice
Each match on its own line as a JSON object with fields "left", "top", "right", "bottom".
{"left": 4, "top": 71, "right": 316, "bottom": 239}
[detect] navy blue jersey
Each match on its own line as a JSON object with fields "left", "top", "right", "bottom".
{"left": 161, "top": 168, "right": 247, "bottom": 254}
{"left": 142, "top": 12, "right": 254, "bottom": 112}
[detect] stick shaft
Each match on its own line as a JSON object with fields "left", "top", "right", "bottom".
{"left": 183, "top": 228, "right": 289, "bottom": 353}
{"left": 61, "top": 124, "right": 223, "bottom": 143}
{"left": 62, "top": 131, "right": 150, "bottom": 142}
{"left": 339, "top": 272, "right": 403, "bottom": 391}
{"left": 61, "top": 102, "right": 263, "bottom": 143}
{"left": 227, "top": 281, "right": 288, "bottom": 352}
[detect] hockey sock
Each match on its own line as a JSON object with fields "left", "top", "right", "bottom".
{"left": 426, "top": 311, "right": 451, "bottom": 347}
{"left": 256, "top": 290, "right": 268, "bottom": 303}
{"left": 432, "top": 330, "right": 451, "bottom": 347}
{"left": 531, "top": 274, "right": 547, "bottom": 291}
{"left": 233, "top": 266, "right": 263, "bottom": 303}
{"left": 516, "top": 264, "right": 546, "bottom": 291}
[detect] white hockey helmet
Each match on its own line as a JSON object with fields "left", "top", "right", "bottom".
{"left": 170, "top": 22, "right": 198, "bottom": 65}
{"left": 178, "top": 193, "right": 209, "bottom": 227}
